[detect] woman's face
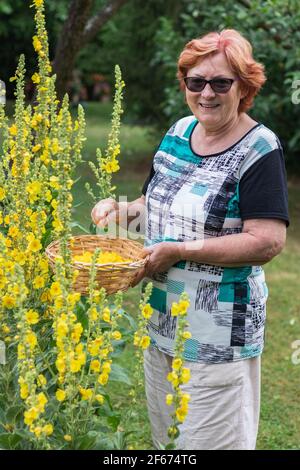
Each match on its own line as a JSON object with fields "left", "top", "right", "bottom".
{"left": 185, "top": 52, "right": 243, "bottom": 131}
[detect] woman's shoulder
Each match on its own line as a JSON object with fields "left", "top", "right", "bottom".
{"left": 239, "top": 123, "right": 284, "bottom": 178}
{"left": 248, "top": 123, "right": 282, "bottom": 154}
{"left": 166, "top": 115, "right": 196, "bottom": 138}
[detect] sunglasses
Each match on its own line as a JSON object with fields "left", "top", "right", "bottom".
{"left": 183, "top": 77, "right": 236, "bottom": 94}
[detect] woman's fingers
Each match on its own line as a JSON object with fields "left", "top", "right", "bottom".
{"left": 131, "top": 267, "right": 146, "bottom": 288}
{"left": 91, "top": 198, "right": 117, "bottom": 226}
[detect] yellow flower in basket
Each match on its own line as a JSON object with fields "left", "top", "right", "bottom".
{"left": 73, "top": 250, "right": 131, "bottom": 264}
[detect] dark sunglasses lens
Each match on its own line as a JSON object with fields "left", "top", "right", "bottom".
{"left": 184, "top": 78, "right": 206, "bottom": 92}
{"left": 211, "top": 79, "right": 233, "bottom": 93}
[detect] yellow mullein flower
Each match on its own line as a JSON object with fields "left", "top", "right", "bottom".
{"left": 24, "top": 331, "right": 38, "bottom": 349}
{"left": 9, "top": 124, "right": 17, "bottom": 136}
{"left": 140, "top": 335, "right": 151, "bottom": 350}
{"left": 112, "top": 331, "right": 122, "bottom": 341}
{"left": 24, "top": 407, "right": 39, "bottom": 426}
{"left": 25, "top": 309, "right": 39, "bottom": 325}
{"left": 166, "top": 394, "right": 173, "bottom": 406}
{"left": 32, "top": 35, "right": 42, "bottom": 52}
{"left": 42, "top": 424, "right": 53, "bottom": 436}
{"left": 0, "top": 188, "right": 6, "bottom": 201}
{"left": 89, "top": 307, "right": 98, "bottom": 321}
{"left": 31, "top": 72, "right": 40, "bottom": 84}
{"left": 181, "top": 367, "right": 191, "bottom": 384}
{"left": 142, "top": 304, "right": 153, "bottom": 319}
{"left": 20, "top": 383, "right": 29, "bottom": 400}
{"left": 90, "top": 360, "right": 101, "bottom": 372}
{"left": 167, "top": 371, "right": 179, "bottom": 388}
{"left": 37, "top": 374, "right": 47, "bottom": 387}
{"left": 50, "top": 281, "right": 62, "bottom": 297}
{"left": 88, "top": 339, "right": 102, "bottom": 356}
{"left": 55, "top": 357, "right": 66, "bottom": 374}
{"left": 79, "top": 387, "right": 93, "bottom": 401}
{"left": 33, "top": 275, "right": 45, "bottom": 289}
{"left": 71, "top": 323, "right": 83, "bottom": 343}
{"left": 8, "top": 226, "right": 20, "bottom": 238}
{"left": 70, "top": 359, "right": 81, "bottom": 373}
{"left": 37, "top": 392, "right": 48, "bottom": 411}
{"left": 178, "top": 300, "right": 190, "bottom": 315}
{"left": 171, "top": 302, "right": 180, "bottom": 317}
{"left": 33, "top": 0, "right": 44, "bottom": 7}
{"left": 56, "top": 389, "right": 66, "bottom": 402}
{"left": 182, "top": 331, "right": 192, "bottom": 340}
{"left": 2, "top": 324, "right": 10, "bottom": 334}
{"left": 27, "top": 238, "right": 42, "bottom": 253}
{"left": 2, "top": 295, "right": 16, "bottom": 309}
{"left": 102, "top": 307, "right": 111, "bottom": 323}
{"left": 57, "top": 319, "right": 68, "bottom": 337}
{"left": 102, "top": 362, "right": 111, "bottom": 374}
{"left": 176, "top": 407, "right": 187, "bottom": 423}
{"left": 49, "top": 176, "right": 60, "bottom": 190}
{"left": 38, "top": 258, "right": 49, "bottom": 273}
{"left": 180, "top": 393, "right": 190, "bottom": 406}
{"left": 95, "top": 394, "right": 104, "bottom": 404}
{"left": 98, "top": 373, "right": 109, "bottom": 386}
{"left": 33, "top": 427, "right": 42, "bottom": 438}
{"left": 172, "top": 358, "right": 182, "bottom": 371}
{"left": 17, "top": 344, "right": 26, "bottom": 360}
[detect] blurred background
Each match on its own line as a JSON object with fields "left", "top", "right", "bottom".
{"left": 1, "top": 0, "right": 300, "bottom": 449}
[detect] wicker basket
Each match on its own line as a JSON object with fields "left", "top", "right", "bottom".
{"left": 45, "top": 235, "right": 147, "bottom": 295}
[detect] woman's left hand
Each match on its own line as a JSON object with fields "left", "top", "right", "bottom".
{"left": 131, "top": 242, "right": 182, "bottom": 287}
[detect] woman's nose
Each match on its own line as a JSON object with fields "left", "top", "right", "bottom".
{"left": 200, "top": 83, "right": 216, "bottom": 99}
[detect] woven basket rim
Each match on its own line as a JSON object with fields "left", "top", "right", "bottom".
{"left": 45, "top": 235, "right": 146, "bottom": 269}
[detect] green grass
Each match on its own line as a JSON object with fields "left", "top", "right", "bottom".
{"left": 73, "top": 102, "right": 300, "bottom": 450}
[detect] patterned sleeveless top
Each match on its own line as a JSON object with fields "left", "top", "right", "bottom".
{"left": 142, "top": 115, "right": 288, "bottom": 363}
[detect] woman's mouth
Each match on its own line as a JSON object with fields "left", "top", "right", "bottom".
{"left": 200, "top": 103, "right": 220, "bottom": 108}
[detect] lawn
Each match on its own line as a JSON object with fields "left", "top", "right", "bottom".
{"left": 72, "top": 102, "right": 300, "bottom": 450}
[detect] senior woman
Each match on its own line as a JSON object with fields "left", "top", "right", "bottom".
{"left": 91, "top": 29, "right": 289, "bottom": 450}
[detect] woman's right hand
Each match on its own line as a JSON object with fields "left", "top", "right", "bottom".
{"left": 91, "top": 197, "right": 119, "bottom": 228}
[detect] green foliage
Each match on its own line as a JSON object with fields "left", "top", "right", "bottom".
{"left": 151, "top": 0, "right": 300, "bottom": 169}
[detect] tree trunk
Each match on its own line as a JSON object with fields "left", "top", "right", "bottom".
{"left": 52, "top": 0, "right": 128, "bottom": 102}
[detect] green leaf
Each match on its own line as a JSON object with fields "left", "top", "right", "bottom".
{"left": 0, "top": 432, "right": 23, "bottom": 449}
{"left": 117, "top": 309, "right": 137, "bottom": 330}
{"left": 6, "top": 405, "right": 23, "bottom": 423}
{"left": 70, "top": 221, "right": 90, "bottom": 234}
{"left": 73, "top": 432, "right": 97, "bottom": 450}
{"left": 107, "top": 414, "right": 121, "bottom": 432}
{"left": 109, "top": 363, "right": 132, "bottom": 386}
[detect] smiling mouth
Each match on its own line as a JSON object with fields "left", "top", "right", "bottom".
{"left": 200, "top": 104, "right": 220, "bottom": 108}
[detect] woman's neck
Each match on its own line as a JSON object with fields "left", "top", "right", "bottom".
{"left": 198, "top": 113, "right": 243, "bottom": 142}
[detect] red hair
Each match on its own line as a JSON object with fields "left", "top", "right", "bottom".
{"left": 177, "top": 29, "right": 266, "bottom": 113}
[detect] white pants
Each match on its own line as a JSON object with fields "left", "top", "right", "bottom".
{"left": 144, "top": 346, "right": 261, "bottom": 450}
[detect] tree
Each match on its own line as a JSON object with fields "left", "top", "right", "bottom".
{"left": 52, "top": 0, "right": 129, "bottom": 101}
{"left": 151, "top": 0, "right": 300, "bottom": 170}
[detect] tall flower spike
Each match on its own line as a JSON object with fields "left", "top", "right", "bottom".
{"left": 86, "top": 65, "right": 125, "bottom": 203}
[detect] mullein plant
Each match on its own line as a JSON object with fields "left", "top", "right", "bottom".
{"left": 124, "top": 282, "right": 153, "bottom": 448}
{"left": 0, "top": 0, "right": 189, "bottom": 450}
{"left": 0, "top": 0, "right": 127, "bottom": 449}
{"left": 165, "top": 292, "right": 192, "bottom": 450}
{"left": 85, "top": 64, "right": 125, "bottom": 205}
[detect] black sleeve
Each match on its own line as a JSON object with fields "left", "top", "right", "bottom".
{"left": 239, "top": 148, "right": 290, "bottom": 227}
{"left": 142, "top": 163, "right": 155, "bottom": 195}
